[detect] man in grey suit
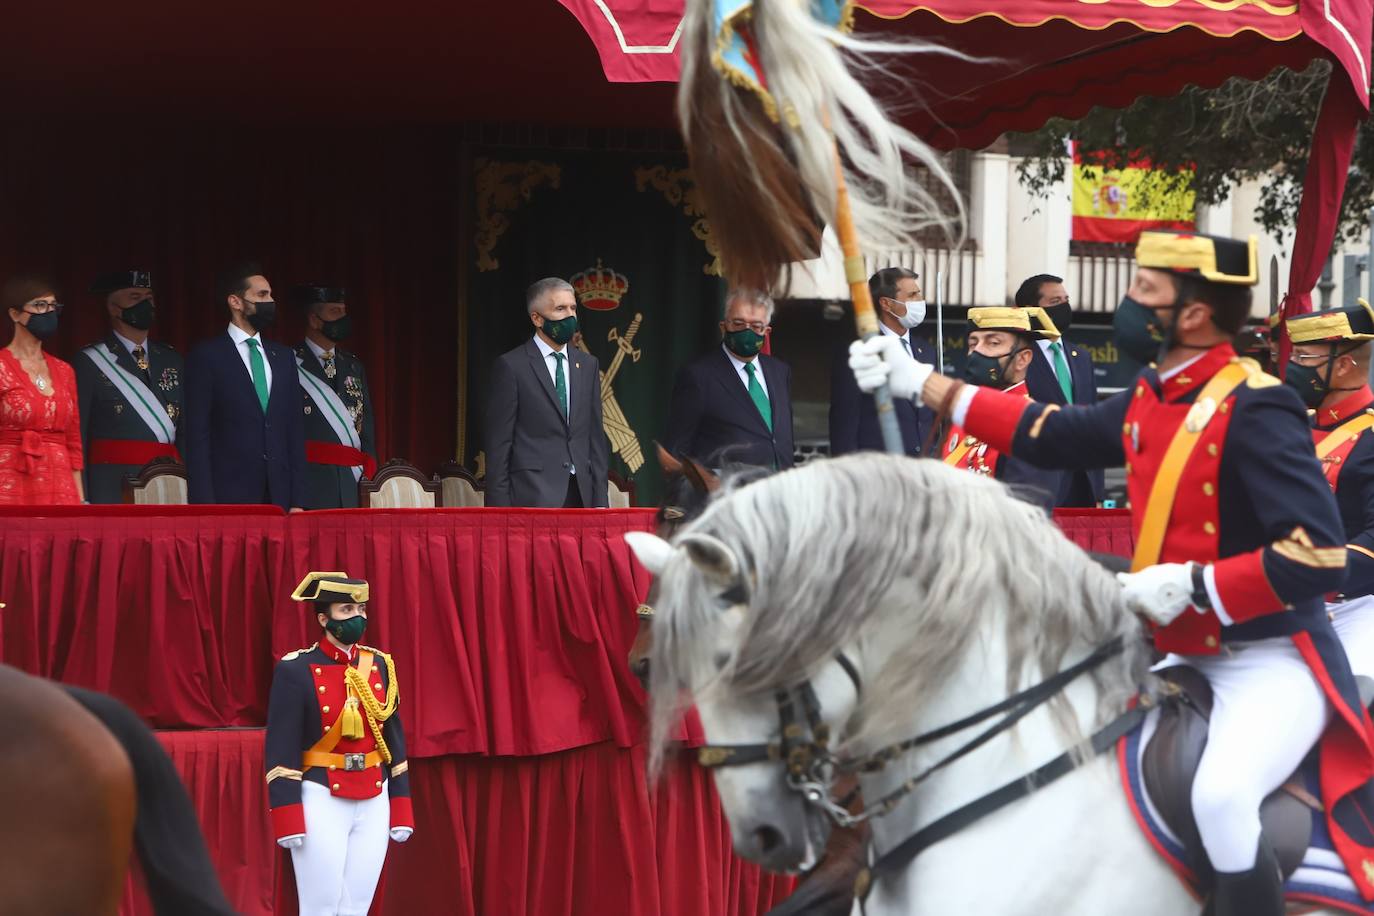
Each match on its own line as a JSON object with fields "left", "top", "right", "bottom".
{"left": 485, "top": 278, "right": 610, "bottom": 508}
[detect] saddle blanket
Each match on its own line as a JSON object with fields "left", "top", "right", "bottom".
{"left": 1119, "top": 705, "right": 1374, "bottom": 914}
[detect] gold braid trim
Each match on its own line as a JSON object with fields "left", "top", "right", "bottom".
{"left": 345, "top": 651, "right": 400, "bottom": 765}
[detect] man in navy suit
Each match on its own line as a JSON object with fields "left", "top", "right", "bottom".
{"left": 1016, "top": 273, "right": 1104, "bottom": 507}
{"left": 663, "top": 288, "right": 794, "bottom": 470}
{"left": 829, "top": 267, "right": 935, "bottom": 456}
{"left": 184, "top": 263, "right": 307, "bottom": 510}
{"left": 485, "top": 277, "right": 609, "bottom": 508}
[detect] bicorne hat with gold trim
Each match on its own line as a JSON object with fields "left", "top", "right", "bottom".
{"left": 1287, "top": 299, "right": 1374, "bottom": 344}
{"left": 291, "top": 571, "right": 369, "bottom": 604}
{"left": 967, "top": 306, "right": 1061, "bottom": 341}
{"left": 1135, "top": 231, "right": 1258, "bottom": 286}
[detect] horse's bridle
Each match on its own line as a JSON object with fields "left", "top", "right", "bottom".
{"left": 695, "top": 635, "right": 1145, "bottom": 902}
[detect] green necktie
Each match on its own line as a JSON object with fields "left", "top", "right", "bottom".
{"left": 745, "top": 362, "right": 772, "bottom": 432}
{"left": 553, "top": 351, "right": 568, "bottom": 419}
{"left": 1050, "top": 341, "right": 1073, "bottom": 402}
{"left": 246, "top": 338, "right": 269, "bottom": 413}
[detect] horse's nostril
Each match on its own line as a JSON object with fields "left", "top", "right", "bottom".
{"left": 631, "top": 658, "right": 649, "bottom": 680}
{"left": 754, "top": 825, "right": 784, "bottom": 854}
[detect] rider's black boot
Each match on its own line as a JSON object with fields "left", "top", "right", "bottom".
{"left": 1206, "top": 842, "right": 1283, "bottom": 916}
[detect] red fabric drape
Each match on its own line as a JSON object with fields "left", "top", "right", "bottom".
{"left": 1052, "top": 508, "right": 1135, "bottom": 556}
{"left": 1277, "top": 70, "right": 1367, "bottom": 369}
{"left": 120, "top": 732, "right": 794, "bottom": 916}
{"left": 0, "top": 125, "right": 461, "bottom": 473}
{"left": 0, "top": 507, "right": 660, "bottom": 755}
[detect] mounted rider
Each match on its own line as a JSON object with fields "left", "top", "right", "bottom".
{"left": 1286, "top": 301, "right": 1374, "bottom": 680}
{"left": 943, "top": 306, "right": 1065, "bottom": 511}
{"left": 851, "top": 230, "right": 1374, "bottom": 916}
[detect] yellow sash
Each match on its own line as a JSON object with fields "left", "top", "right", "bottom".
{"left": 1315, "top": 413, "right": 1374, "bottom": 462}
{"left": 301, "top": 650, "right": 375, "bottom": 770}
{"left": 1131, "top": 363, "right": 1251, "bottom": 572}
{"left": 943, "top": 433, "right": 976, "bottom": 467}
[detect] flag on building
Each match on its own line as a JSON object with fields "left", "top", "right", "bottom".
{"left": 1070, "top": 144, "right": 1195, "bottom": 244}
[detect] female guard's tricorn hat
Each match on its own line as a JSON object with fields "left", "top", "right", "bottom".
{"left": 967, "top": 306, "right": 1061, "bottom": 341}
{"left": 90, "top": 270, "right": 153, "bottom": 294}
{"left": 1134, "top": 231, "right": 1259, "bottom": 286}
{"left": 289, "top": 285, "right": 346, "bottom": 306}
{"left": 290, "top": 571, "right": 369, "bottom": 605}
{"left": 1287, "top": 299, "right": 1374, "bottom": 344}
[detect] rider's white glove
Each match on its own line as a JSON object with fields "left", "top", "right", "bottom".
{"left": 277, "top": 834, "right": 305, "bottom": 849}
{"left": 848, "top": 336, "right": 933, "bottom": 404}
{"left": 390, "top": 827, "right": 413, "bottom": 843}
{"left": 1116, "top": 563, "right": 1199, "bottom": 627}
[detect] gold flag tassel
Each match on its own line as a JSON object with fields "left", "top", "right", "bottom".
{"left": 340, "top": 695, "right": 366, "bottom": 740}
{"left": 344, "top": 652, "right": 401, "bottom": 764}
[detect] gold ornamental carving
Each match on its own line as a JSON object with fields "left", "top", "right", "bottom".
{"left": 634, "top": 165, "right": 722, "bottom": 277}
{"left": 574, "top": 313, "right": 646, "bottom": 473}
{"left": 474, "top": 159, "right": 562, "bottom": 273}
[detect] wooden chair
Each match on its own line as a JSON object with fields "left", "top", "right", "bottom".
{"left": 607, "top": 470, "right": 636, "bottom": 509}
{"left": 358, "top": 459, "right": 440, "bottom": 508}
{"left": 121, "top": 458, "right": 190, "bottom": 505}
{"left": 437, "top": 461, "right": 485, "bottom": 508}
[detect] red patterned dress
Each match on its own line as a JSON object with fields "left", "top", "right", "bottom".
{"left": 0, "top": 348, "right": 83, "bottom": 504}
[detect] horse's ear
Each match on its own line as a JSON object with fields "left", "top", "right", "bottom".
{"left": 682, "top": 457, "right": 721, "bottom": 495}
{"left": 655, "top": 442, "right": 683, "bottom": 477}
{"left": 678, "top": 533, "right": 740, "bottom": 589}
{"left": 625, "top": 531, "right": 673, "bottom": 576}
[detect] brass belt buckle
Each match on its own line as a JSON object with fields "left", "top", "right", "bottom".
{"left": 344, "top": 753, "right": 366, "bottom": 771}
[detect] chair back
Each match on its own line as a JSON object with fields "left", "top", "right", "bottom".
{"left": 122, "top": 458, "right": 190, "bottom": 505}
{"left": 359, "top": 460, "right": 440, "bottom": 508}
{"left": 437, "top": 461, "right": 485, "bottom": 508}
{"left": 607, "top": 470, "right": 636, "bottom": 509}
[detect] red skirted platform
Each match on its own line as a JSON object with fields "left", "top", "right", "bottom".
{"left": 0, "top": 505, "right": 1133, "bottom": 915}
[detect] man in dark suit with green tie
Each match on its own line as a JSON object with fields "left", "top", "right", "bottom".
{"left": 291, "top": 284, "right": 376, "bottom": 509}
{"left": 74, "top": 270, "right": 185, "bottom": 503}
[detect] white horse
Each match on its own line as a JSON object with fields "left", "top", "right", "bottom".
{"left": 628, "top": 453, "right": 1341, "bottom": 916}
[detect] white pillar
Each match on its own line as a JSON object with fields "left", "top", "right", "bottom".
{"left": 969, "top": 151, "right": 1009, "bottom": 306}
{"left": 1006, "top": 156, "right": 1071, "bottom": 302}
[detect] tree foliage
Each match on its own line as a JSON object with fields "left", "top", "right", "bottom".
{"left": 1014, "top": 62, "right": 1374, "bottom": 244}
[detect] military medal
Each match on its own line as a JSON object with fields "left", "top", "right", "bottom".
{"left": 1185, "top": 397, "right": 1217, "bottom": 434}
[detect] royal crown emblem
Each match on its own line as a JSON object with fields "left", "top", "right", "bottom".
{"left": 570, "top": 259, "right": 629, "bottom": 311}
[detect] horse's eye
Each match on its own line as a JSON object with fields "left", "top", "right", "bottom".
{"left": 719, "top": 583, "right": 748, "bottom": 606}
{"left": 713, "top": 651, "right": 731, "bottom": 670}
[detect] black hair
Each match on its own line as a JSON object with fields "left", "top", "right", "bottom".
{"left": 868, "top": 267, "right": 918, "bottom": 305}
{"left": 1174, "top": 275, "right": 1253, "bottom": 336}
{"left": 215, "top": 261, "right": 264, "bottom": 307}
{"left": 1014, "top": 274, "right": 1063, "bottom": 307}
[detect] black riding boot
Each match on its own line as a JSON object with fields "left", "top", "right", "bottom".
{"left": 1206, "top": 842, "right": 1284, "bottom": 916}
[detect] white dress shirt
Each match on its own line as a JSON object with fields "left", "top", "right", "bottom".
{"left": 305, "top": 336, "right": 333, "bottom": 363}
{"left": 880, "top": 322, "right": 913, "bottom": 355}
{"left": 533, "top": 334, "right": 572, "bottom": 405}
{"left": 227, "top": 322, "right": 273, "bottom": 392}
{"left": 1036, "top": 339, "right": 1063, "bottom": 383}
{"left": 722, "top": 343, "right": 769, "bottom": 399}
{"left": 113, "top": 329, "right": 149, "bottom": 359}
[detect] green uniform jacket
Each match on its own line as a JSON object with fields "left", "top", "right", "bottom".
{"left": 74, "top": 333, "right": 185, "bottom": 504}
{"left": 295, "top": 343, "right": 376, "bottom": 509}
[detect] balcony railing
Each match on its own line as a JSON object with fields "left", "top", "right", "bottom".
{"left": 1069, "top": 241, "right": 1135, "bottom": 312}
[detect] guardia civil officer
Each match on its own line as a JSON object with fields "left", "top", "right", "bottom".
{"left": 852, "top": 230, "right": 1374, "bottom": 915}
{"left": 265, "top": 572, "right": 414, "bottom": 916}
{"left": 74, "top": 270, "right": 183, "bottom": 503}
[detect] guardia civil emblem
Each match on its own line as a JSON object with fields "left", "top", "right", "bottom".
{"left": 570, "top": 259, "right": 646, "bottom": 473}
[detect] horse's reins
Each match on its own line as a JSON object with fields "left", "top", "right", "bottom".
{"left": 696, "top": 634, "right": 1145, "bottom": 904}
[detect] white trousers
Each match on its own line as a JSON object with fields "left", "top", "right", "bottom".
{"left": 291, "top": 780, "right": 391, "bottom": 916}
{"left": 1160, "top": 636, "right": 1331, "bottom": 873}
{"left": 1330, "top": 594, "right": 1374, "bottom": 681}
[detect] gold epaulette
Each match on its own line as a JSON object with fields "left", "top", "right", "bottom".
{"left": 1234, "top": 356, "right": 1280, "bottom": 389}
{"left": 280, "top": 642, "right": 319, "bottom": 662}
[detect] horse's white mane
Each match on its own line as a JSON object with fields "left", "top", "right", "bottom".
{"left": 647, "top": 454, "right": 1147, "bottom": 772}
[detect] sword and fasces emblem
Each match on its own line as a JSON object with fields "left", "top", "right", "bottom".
{"left": 571, "top": 260, "right": 646, "bottom": 473}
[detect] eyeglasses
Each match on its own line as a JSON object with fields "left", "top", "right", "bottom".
{"left": 724, "top": 319, "right": 769, "bottom": 334}
{"left": 24, "top": 300, "right": 62, "bottom": 314}
{"left": 1290, "top": 352, "right": 1332, "bottom": 366}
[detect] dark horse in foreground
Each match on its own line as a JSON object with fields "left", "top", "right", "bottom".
{"left": 631, "top": 446, "right": 865, "bottom": 916}
{"left": 3, "top": 663, "right": 235, "bottom": 915}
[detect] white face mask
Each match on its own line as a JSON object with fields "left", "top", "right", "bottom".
{"left": 888, "top": 298, "right": 926, "bottom": 329}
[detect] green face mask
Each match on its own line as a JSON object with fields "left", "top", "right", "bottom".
{"left": 1112, "top": 295, "right": 1169, "bottom": 365}
{"left": 541, "top": 314, "right": 578, "bottom": 345}
{"left": 723, "top": 328, "right": 765, "bottom": 358}
{"left": 324, "top": 614, "right": 367, "bottom": 645}
{"left": 320, "top": 315, "right": 352, "bottom": 343}
{"left": 962, "top": 349, "right": 1022, "bottom": 388}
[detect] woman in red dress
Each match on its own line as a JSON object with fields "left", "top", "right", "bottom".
{"left": 0, "top": 277, "right": 84, "bottom": 505}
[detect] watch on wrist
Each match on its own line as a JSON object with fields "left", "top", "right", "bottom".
{"left": 1190, "top": 563, "right": 1212, "bottom": 610}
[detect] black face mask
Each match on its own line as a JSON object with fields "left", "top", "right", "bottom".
{"left": 1044, "top": 302, "right": 1072, "bottom": 334}
{"left": 245, "top": 299, "right": 277, "bottom": 332}
{"left": 1113, "top": 295, "right": 1170, "bottom": 365}
{"left": 963, "top": 348, "right": 1023, "bottom": 388}
{"left": 1284, "top": 345, "right": 1360, "bottom": 410}
{"left": 22, "top": 310, "right": 60, "bottom": 341}
{"left": 320, "top": 315, "right": 351, "bottom": 343}
{"left": 119, "top": 298, "right": 156, "bottom": 331}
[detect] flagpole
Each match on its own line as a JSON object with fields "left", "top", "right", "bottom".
{"left": 832, "top": 152, "right": 905, "bottom": 455}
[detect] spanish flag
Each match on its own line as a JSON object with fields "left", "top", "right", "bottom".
{"left": 1071, "top": 144, "right": 1195, "bottom": 244}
